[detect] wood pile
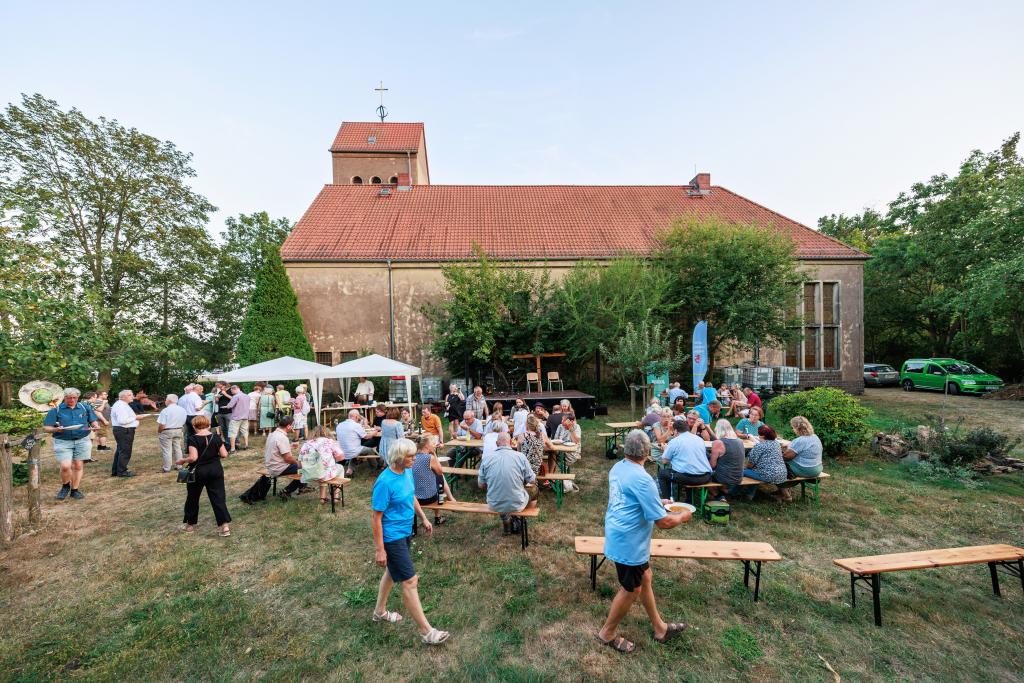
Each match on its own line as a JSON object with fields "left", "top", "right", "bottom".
{"left": 982, "top": 383, "right": 1024, "bottom": 401}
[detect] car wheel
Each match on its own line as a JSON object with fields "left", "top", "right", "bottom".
{"left": 947, "top": 382, "right": 960, "bottom": 395}
{"left": 902, "top": 380, "right": 914, "bottom": 392}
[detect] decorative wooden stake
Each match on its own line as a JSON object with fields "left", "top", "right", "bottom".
{"left": 0, "top": 433, "right": 13, "bottom": 544}
{"left": 26, "top": 431, "right": 42, "bottom": 525}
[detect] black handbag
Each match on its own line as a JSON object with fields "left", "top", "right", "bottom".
{"left": 178, "top": 436, "right": 212, "bottom": 483}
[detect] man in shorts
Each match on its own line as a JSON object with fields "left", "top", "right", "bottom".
{"left": 43, "top": 387, "right": 100, "bottom": 500}
{"left": 597, "top": 429, "right": 691, "bottom": 653}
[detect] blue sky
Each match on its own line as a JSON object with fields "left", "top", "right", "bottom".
{"left": 3, "top": 1, "right": 1023, "bottom": 234}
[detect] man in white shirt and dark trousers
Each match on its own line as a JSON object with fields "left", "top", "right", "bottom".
{"left": 110, "top": 389, "right": 143, "bottom": 477}
{"left": 178, "top": 383, "right": 206, "bottom": 440}
{"left": 157, "top": 393, "right": 187, "bottom": 473}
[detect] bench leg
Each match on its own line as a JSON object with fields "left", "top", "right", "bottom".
{"left": 850, "top": 572, "right": 883, "bottom": 626}
{"left": 520, "top": 517, "right": 528, "bottom": 550}
{"left": 742, "top": 560, "right": 763, "bottom": 602}
{"left": 590, "top": 555, "right": 606, "bottom": 591}
{"left": 341, "top": 484, "right": 345, "bottom": 508}
{"left": 990, "top": 562, "right": 1001, "bottom": 597}
{"left": 271, "top": 476, "right": 277, "bottom": 496}
{"left": 329, "top": 485, "right": 336, "bottom": 514}
{"left": 555, "top": 480, "right": 563, "bottom": 509}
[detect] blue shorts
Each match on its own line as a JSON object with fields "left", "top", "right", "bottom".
{"left": 53, "top": 437, "right": 91, "bottom": 463}
{"left": 384, "top": 536, "right": 416, "bottom": 583}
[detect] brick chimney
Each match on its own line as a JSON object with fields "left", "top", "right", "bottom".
{"left": 397, "top": 172, "right": 412, "bottom": 190}
{"left": 690, "top": 172, "right": 711, "bottom": 190}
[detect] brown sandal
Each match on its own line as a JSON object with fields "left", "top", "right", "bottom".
{"left": 596, "top": 633, "right": 635, "bottom": 653}
{"left": 654, "top": 622, "right": 687, "bottom": 643}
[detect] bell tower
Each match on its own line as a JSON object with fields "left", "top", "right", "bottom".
{"left": 329, "top": 122, "right": 430, "bottom": 186}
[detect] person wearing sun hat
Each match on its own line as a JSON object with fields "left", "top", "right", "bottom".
{"left": 42, "top": 387, "right": 100, "bottom": 501}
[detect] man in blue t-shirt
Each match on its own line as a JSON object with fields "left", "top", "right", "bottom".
{"left": 43, "top": 387, "right": 100, "bottom": 501}
{"left": 371, "top": 437, "right": 450, "bottom": 646}
{"left": 597, "top": 429, "right": 691, "bottom": 653}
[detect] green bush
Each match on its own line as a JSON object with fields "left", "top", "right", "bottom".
{"left": 900, "top": 416, "right": 1017, "bottom": 467}
{"left": 767, "top": 387, "right": 870, "bottom": 457}
{"left": 0, "top": 407, "right": 44, "bottom": 437}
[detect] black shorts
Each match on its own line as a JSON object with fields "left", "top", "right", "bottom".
{"left": 384, "top": 536, "right": 416, "bottom": 583}
{"left": 615, "top": 561, "right": 649, "bottom": 591}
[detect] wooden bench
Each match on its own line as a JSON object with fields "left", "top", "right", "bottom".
{"left": 575, "top": 536, "right": 782, "bottom": 601}
{"left": 418, "top": 501, "right": 540, "bottom": 550}
{"left": 834, "top": 544, "right": 1024, "bottom": 626}
{"left": 256, "top": 467, "right": 350, "bottom": 514}
{"left": 441, "top": 466, "right": 575, "bottom": 509}
{"left": 671, "top": 472, "right": 832, "bottom": 516}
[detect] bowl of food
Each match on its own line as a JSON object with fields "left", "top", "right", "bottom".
{"left": 664, "top": 502, "right": 696, "bottom": 514}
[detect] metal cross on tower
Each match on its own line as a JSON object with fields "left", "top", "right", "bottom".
{"left": 374, "top": 81, "right": 388, "bottom": 122}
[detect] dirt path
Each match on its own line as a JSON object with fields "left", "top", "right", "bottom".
{"left": 860, "top": 387, "right": 1024, "bottom": 446}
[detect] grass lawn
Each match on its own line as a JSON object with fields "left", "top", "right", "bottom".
{"left": 1, "top": 397, "right": 1022, "bottom": 682}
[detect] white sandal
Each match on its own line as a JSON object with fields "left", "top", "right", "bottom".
{"left": 372, "top": 610, "right": 403, "bottom": 624}
{"left": 421, "top": 628, "right": 450, "bottom": 646}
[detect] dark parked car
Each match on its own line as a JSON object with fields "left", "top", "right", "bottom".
{"left": 864, "top": 363, "right": 900, "bottom": 387}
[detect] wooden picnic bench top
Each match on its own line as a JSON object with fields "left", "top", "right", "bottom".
{"left": 834, "top": 544, "right": 1024, "bottom": 575}
{"left": 597, "top": 432, "right": 617, "bottom": 437}
{"left": 574, "top": 536, "right": 781, "bottom": 562}
{"left": 537, "top": 472, "right": 576, "bottom": 481}
{"left": 443, "top": 439, "right": 483, "bottom": 448}
{"left": 256, "top": 467, "right": 349, "bottom": 486}
{"left": 441, "top": 466, "right": 478, "bottom": 476}
{"left": 604, "top": 421, "right": 638, "bottom": 429}
{"left": 421, "top": 500, "right": 539, "bottom": 517}
{"left": 546, "top": 443, "right": 579, "bottom": 453}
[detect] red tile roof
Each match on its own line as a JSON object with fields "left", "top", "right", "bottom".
{"left": 281, "top": 185, "right": 867, "bottom": 262}
{"left": 329, "top": 122, "right": 424, "bottom": 153}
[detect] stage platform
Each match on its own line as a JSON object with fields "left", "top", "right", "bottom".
{"left": 484, "top": 389, "right": 597, "bottom": 419}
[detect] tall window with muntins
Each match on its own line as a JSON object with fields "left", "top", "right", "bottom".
{"left": 340, "top": 351, "right": 357, "bottom": 363}
{"left": 315, "top": 351, "right": 333, "bottom": 365}
{"left": 352, "top": 176, "right": 363, "bottom": 184}
{"left": 787, "top": 282, "right": 841, "bottom": 371}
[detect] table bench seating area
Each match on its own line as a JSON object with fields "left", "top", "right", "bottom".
{"left": 440, "top": 466, "right": 576, "bottom": 509}
{"left": 256, "top": 467, "right": 350, "bottom": 514}
{"left": 834, "top": 544, "right": 1024, "bottom": 626}
{"left": 672, "top": 473, "right": 832, "bottom": 516}
{"left": 575, "top": 536, "right": 782, "bottom": 601}
{"left": 418, "top": 501, "right": 540, "bottom": 550}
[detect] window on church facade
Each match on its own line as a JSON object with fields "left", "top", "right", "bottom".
{"left": 371, "top": 176, "right": 382, "bottom": 184}
{"left": 785, "top": 282, "right": 840, "bottom": 371}
{"left": 389, "top": 176, "right": 398, "bottom": 184}
{"left": 352, "top": 176, "right": 363, "bottom": 184}
{"left": 315, "top": 351, "right": 333, "bottom": 365}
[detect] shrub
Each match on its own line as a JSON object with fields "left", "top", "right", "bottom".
{"left": 900, "top": 415, "right": 1017, "bottom": 467}
{"left": 0, "top": 407, "right": 44, "bottom": 437}
{"left": 767, "top": 387, "right": 870, "bottom": 457}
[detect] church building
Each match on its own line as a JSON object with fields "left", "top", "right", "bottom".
{"left": 281, "top": 121, "right": 868, "bottom": 393}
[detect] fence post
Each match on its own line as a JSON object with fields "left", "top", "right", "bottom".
{"left": 26, "top": 430, "right": 42, "bottom": 525}
{"left": 1, "top": 433, "right": 13, "bottom": 544}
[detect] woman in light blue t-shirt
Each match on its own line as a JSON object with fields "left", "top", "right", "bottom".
{"left": 783, "top": 416, "right": 823, "bottom": 478}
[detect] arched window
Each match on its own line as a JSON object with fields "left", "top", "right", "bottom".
{"left": 371, "top": 176, "right": 382, "bottom": 184}
{"left": 352, "top": 176, "right": 363, "bottom": 185}
{"left": 389, "top": 176, "right": 398, "bottom": 184}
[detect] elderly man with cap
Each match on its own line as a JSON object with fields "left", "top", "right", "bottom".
{"left": 43, "top": 387, "right": 100, "bottom": 500}
{"left": 157, "top": 393, "right": 188, "bottom": 473}
{"left": 597, "top": 429, "right": 691, "bottom": 653}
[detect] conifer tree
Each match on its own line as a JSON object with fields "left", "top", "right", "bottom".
{"left": 235, "top": 248, "right": 314, "bottom": 365}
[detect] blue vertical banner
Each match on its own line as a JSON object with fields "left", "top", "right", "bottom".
{"left": 692, "top": 320, "right": 709, "bottom": 393}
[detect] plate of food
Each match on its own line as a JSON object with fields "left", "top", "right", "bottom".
{"left": 663, "top": 502, "right": 696, "bottom": 514}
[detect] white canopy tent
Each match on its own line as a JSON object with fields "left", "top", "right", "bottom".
{"left": 206, "top": 356, "right": 328, "bottom": 423}
{"left": 316, "top": 353, "right": 422, "bottom": 411}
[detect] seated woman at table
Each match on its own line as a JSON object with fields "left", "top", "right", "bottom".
{"left": 742, "top": 424, "right": 788, "bottom": 500}
{"left": 510, "top": 399, "right": 529, "bottom": 441}
{"left": 639, "top": 405, "right": 663, "bottom": 433}
{"left": 519, "top": 414, "right": 552, "bottom": 482}
{"left": 376, "top": 407, "right": 405, "bottom": 472}
{"left": 482, "top": 420, "right": 509, "bottom": 461}
{"left": 778, "top": 416, "right": 823, "bottom": 502}
{"left": 649, "top": 408, "right": 674, "bottom": 461}
{"left": 412, "top": 434, "right": 457, "bottom": 526}
{"left": 298, "top": 425, "right": 346, "bottom": 505}
{"left": 553, "top": 413, "right": 582, "bottom": 469}
{"left": 484, "top": 402, "right": 505, "bottom": 434}
{"left": 734, "top": 406, "right": 765, "bottom": 438}
{"left": 399, "top": 408, "right": 414, "bottom": 434}
{"left": 708, "top": 419, "right": 744, "bottom": 500}
{"left": 725, "top": 383, "right": 747, "bottom": 417}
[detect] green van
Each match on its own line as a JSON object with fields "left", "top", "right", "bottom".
{"left": 899, "top": 358, "right": 1004, "bottom": 395}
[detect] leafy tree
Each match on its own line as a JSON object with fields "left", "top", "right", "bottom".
{"left": 598, "top": 320, "right": 688, "bottom": 390}
{"left": 555, "top": 257, "right": 673, "bottom": 369}
{"left": 817, "top": 209, "right": 886, "bottom": 252}
{"left": 0, "top": 94, "right": 216, "bottom": 388}
{"left": 656, "top": 217, "right": 801, "bottom": 369}
{"left": 234, "top": 248, "right": 313, "bottom": 365}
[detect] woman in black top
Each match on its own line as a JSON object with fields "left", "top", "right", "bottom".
{"left": 176, "top": 414, "right": 232, "bottom": 536}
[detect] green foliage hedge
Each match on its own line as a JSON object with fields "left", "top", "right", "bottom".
{"left": 0, "top": 407, "right": 44, "bottom": 436}
{"left": 768, "top": 387, "right": 870, "bottom": 457}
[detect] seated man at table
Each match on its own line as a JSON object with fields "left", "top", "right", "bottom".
{"left": 553, "top": 412, "right": 582, "bottom": 470}
{"left": 420, "top": 404, "right": 444, "bottom": 443}
{"left": 478, "top": 433, "right": 538, "bottom": 535}
{"left": 456, "top": 410, "right": 485, "bottom": 440}
{"left": 658, "top": 416, "right": 713, "bottom": 502}
{"left": 694, "top": 400, "right": 722, "bottom": 427}
{"left": 667, "top": 382, "right": 688, "bottom": 405}
{"left": 337, "top": 409, "right": 379, "bottom": 477}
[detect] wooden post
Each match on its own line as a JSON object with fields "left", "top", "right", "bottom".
{"left": 26, "top": 430, "right": 42, "bottom": 525}
{"left": 0, "top": 433, "right": 13, "bottom": 544}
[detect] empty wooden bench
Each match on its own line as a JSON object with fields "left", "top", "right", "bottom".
{"left": 575, "top": 536, "right": 782, "bottom": 601}
{"left": 256, "top": 467, "right": 350, "bottom": 514}
{"left": 834, "top": 544, "right": 1024, "bottom": 626}
{"left": 418, "top": 500, "right": 540, "bottom": 550}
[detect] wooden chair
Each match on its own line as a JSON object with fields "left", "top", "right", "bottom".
{"left": 525, "top": 372, "right": 542, "bottom": 392}
{"left": 547, "top": 371, "right": 564, "bottom": 391}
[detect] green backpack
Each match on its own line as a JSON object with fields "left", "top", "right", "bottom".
{"left": 299, "top": 446, "right": 325, "bottom": 484}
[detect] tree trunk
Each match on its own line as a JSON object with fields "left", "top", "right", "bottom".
{"left": 0, "top": 434, "right": 13, "bottom": 544}
{"left": 0, "top": 381, "right": 11, "bottom": 408}
{"left": 26, "top": 431, "right": 41, "bottom": 525}
{"left": 98, "top": 369, "right": 112, "bottom": 391}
